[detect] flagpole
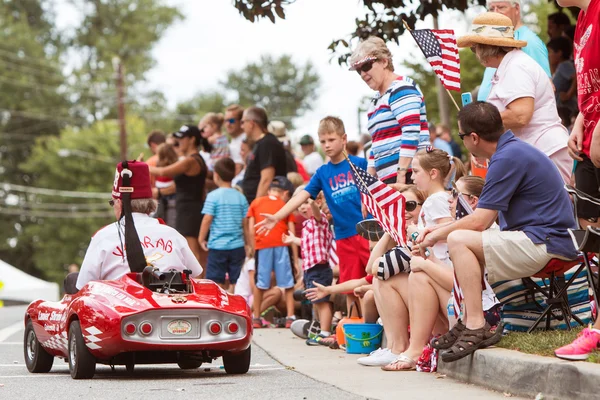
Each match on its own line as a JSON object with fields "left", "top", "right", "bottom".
{"left": 342, "top": 151, "right": 408, "bottom": 249}
{"left": 402, "top": 19, "right": 461, "bottom": 112}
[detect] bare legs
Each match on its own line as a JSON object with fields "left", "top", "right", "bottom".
{"left": 373, "top": 274, "right": 410, "bottom": 355}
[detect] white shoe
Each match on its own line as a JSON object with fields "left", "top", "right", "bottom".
{"left": 357, "top": 348, "right": 397, "bottom": 366}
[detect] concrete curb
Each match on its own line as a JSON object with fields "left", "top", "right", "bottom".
{"left": 438, "top": 348, "right": 600, "bottom": 400}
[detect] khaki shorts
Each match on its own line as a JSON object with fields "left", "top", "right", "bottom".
{"left": 482, "top": 230, "right": 569, "bottom": 284}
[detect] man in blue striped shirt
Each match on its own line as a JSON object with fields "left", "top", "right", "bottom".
{"left": 199, "top": 157, "right": 249, "bottom": 290}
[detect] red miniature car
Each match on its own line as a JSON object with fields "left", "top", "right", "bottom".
{"left": 23, "top": 267, "right": 253, "bottom": 379}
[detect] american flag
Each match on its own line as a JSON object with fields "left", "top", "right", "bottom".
{"left": 410, "top": 29, "right": 460, "bottom": 92}
{"left": 350, "top": 161, "right": 406, "bottom": 247}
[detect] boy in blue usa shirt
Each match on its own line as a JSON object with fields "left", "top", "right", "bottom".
{"left": 255, "top": 116, "right": 370, "bottom": 315}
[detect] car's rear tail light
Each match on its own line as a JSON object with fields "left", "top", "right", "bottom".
{"left": 124, "top": 322, "right": 136, "bottom": 335}
{"left": 227, "top": 322, "right": 239, "bottom": 334}
{"left": 208, "top": 321, "right": 222, "bottom": 335}
{"left": 140, "top": 322, "right": 153, "bottom": 335}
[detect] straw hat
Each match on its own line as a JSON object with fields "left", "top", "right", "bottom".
{"left": 457, "top": 12, "right": 527, "bottom": 49}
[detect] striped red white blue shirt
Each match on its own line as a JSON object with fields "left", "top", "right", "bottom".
{"left": 367, "top": 76, "right": 430, "bottom": 183}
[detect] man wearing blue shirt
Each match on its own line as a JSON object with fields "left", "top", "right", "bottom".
{"left": 418, "top": 102, "right": 578, "bottom": 361}
{"left": 477, "top": 0, "right": 551, "bottom": 101}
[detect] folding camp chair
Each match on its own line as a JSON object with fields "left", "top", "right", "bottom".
{"left": 522, "top": 257, "right": 586, "bottom": 333}
{"left": 565, "top": 185, "right": 600, "bottom": 315}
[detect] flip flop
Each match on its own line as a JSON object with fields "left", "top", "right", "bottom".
{"left": 381, "top": 353, "right": 417, "bottom": 371}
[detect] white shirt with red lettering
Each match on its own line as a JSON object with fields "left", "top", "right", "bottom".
{"left": 301, "top": 217, "right": 333, "bottom": 271}
{"left": 76, "top": 213, "right": 203, "bottom": 289}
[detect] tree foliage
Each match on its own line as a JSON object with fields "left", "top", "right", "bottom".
{"left": 232, "top": 0, "right": 486, "bottom": 64}
{"left": 3, "top": 117, "right": 150, "bottom": 281}
{"left": 221, "top": 54, "right": 320, "bottom": 128}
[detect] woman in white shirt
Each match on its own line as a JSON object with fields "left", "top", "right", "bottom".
{"left": 458, "top": 12, "right": 571, "bottom": 183}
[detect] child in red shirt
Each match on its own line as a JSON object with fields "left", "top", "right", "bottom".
{"left": 247, "top": 176, "right": 297, "bottom": 328}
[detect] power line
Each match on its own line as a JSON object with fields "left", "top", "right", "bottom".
{"left": 0, "top": 200, "right": 109, "bottom": 210}
{"left": 1, "top": 183, "right": 109, "bottom": 199}
{"left": 0, "top": 208, "right": 112, "bottom": 219}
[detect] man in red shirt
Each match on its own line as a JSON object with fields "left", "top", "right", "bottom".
{"left": 565, "top": 0, "right": 600, "bottom": 228}
{"left": 555, "top": 0, "right": 600, "bottom": 361}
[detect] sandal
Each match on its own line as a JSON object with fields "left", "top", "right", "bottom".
{"left": 381, "top": 353, "right": 417, "bottom": 371}
{"left": 431, "top": 319, "right": 466, "bottom": 350}
{"left": 441, "top": 322, "right": 504, "bottom": 363}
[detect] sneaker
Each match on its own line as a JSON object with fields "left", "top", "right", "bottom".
{"left": 290, "top": 319, "right": 311, "bottom": 339}
{"left": 252, "top": 317, "right": 270, "bottom": 329}
{"left": 357, "top": 348, "right": 398, "bottom": 366}
{"left": 306, "top": 333, "right": 328, "bottom": 346}
{"left": 285, "top": 316, "right": 297, "bottom": 329}
{"left": 555, "top": 327, "right": 600, "bottom": 361}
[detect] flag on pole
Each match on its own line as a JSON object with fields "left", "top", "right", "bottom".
{"left": 409, "top": 29, "right": 461, "bottom": 92}
{"left": 350, "top": 161, "right": 406, "bottom": 247}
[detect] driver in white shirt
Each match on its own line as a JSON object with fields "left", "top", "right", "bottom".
{"left": 76, "top": 161, "right": 203, "bottom": 290}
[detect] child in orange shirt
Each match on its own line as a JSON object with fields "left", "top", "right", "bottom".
{"left": 247, "top": 176, "right": 297, "bottom": 328}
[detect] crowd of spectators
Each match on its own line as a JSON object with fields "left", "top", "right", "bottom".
{"left": 77, "top": 0, "right": 599, "bottom": 373}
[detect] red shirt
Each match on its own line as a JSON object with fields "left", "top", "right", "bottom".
{"left": 574, "top": 0, "right": 600, "bottom": 157}
{"left": 301, "top": 217, "right": 333, "bottom": 271}
{"left": 247, "top": 195, "right": 295, "bottom": 250}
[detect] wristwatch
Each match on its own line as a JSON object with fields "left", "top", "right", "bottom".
{"left": 397, "top": 167, "right": 408, "bottom": 172}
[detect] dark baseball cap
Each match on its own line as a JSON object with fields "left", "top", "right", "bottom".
{"left": 299, "top": 135, "right": 314, "bottom": 145}
{"left": 270, "top": 176, "right": 295, "bottom": 194}
{"left": 173, "top": 125, "right": 201, "bottom": 142}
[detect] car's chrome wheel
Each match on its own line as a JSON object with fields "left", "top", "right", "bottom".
{"left": 68, "top": 320, "right": 96, "bottom": 379}
{"left": 23, "top": 319, "right": 53, "bottom": 373}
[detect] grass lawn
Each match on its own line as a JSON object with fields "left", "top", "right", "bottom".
{"left": 496, "top": 325, "right": 600, "bottom": 363}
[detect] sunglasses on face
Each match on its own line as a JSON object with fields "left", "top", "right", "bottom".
{"left": 458, "top": 131, "right": 471, "bottom": 140}
{"left": 451, "top": 188, "right": 476, "bottom": 199}
{"left": 226, "top": 118, "right": 237, "bottom": 124}
{"left": 108, "top": 199, "right": 115, "bottom": 207}
{"left": 356, "top": 59, "right": 377, "bottom": 75}
{"left": 405, "top": 200, "right": 423, "bottom": 212}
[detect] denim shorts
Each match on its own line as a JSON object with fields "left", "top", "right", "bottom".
{"left": 255, "top": 246, "right": 294, "bottom": 290}
{"left": 304, "top": 263, "right": 333, "bottom": 303}
{"left": 206, "top": 247, "right": 246, "bottom": 284}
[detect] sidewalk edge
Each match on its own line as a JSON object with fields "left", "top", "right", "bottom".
{"left": 438, "top": 347, "right": 600, "bottom": 400}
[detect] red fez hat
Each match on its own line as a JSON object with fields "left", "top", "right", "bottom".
{"left": 111, "top": 160, "right": 153, "bottom": 200}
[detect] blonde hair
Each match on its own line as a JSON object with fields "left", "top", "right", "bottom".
{"left": 457, "top": 176, "right": 485, "bottom": 197}
{"left": 318, "top": 116, "right": 346, "bottom": 138}
{"left": 156, "top": 143, "right": 178, "bottom": 167}
{"left": 226, "top": 104, "right": 244, "bottom": 120}
{"left": 202, "top": 112, "right": 225, "bottom": 130}
{"left": 415, "top": 148, "right": 466, "bottom": 187}
{"left": 398, "top": 184, "right": 427, "bottom": 204}
{"left": 349, "top": 36, "right": 394, "bottom": 72}
{"left": 287, "top": 172, "right": 305, "bottom": 189}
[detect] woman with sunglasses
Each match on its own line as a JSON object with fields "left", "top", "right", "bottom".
{"left": 458, "top": 12, "right": 570, "bottom": 184}
{"left": 149, "top": 125, "right": 208, "bottom": 276}
{"left": 349, "top": 36, "right": 430, "bottom": 185}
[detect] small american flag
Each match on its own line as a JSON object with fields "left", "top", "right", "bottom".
{"left": 350, "top": 161, "right": 406, "bottom": 247}
{"left": 410, "top": 29, "right": 460, "bottom": 92}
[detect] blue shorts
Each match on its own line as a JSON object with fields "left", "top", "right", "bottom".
{"left": 304, "top": 263, "right": 333, "bottom": 303}
{"left": 206, "top": 247, "right": 245, "bottom": 284}
{"left": 255, "top": 246, "right": 294, "bottom": 290}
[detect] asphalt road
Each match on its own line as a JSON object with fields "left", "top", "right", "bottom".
{"left": 0, "top": 305, "right": 363, "bottom": 400}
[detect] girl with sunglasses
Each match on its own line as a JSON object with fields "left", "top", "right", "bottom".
{"left": 377, "top": 148, "right": 466, "bottom": 371}
{"left": 349, "top": 36, "right": 430, "bottom": 185}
